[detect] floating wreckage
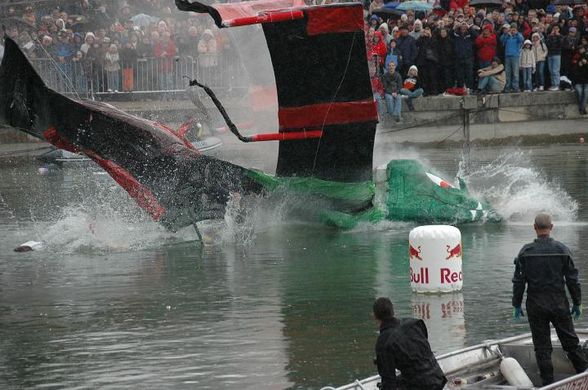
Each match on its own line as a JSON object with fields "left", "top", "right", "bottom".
{"left": 0, "top": 0, "right": 499, "bottom": 237}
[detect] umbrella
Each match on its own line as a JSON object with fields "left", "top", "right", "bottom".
{"left": 372, "top": 7, "right": 405, "bottom": 17}
{"left": 469, "top": 0, "right": 502, "bottom": 7}
{"left": 396, "top": 1, "right": 433, "bottom": 12}
{"left": 552, "top": 0, "right": 584, "bottom": 4}
{"left": 129, "top": 13, "right": 159, "bottom": 28}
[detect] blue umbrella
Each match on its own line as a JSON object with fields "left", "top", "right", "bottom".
{"left": 396, "top": 1, "right": 433, "bottom": 11}
{"left": 383, "top": 2, "right": 400, "bottom": 9}
{"left": 130, "top": 13, "right": 159, "bottom": 28}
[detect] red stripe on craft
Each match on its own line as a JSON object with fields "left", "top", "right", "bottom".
{"left": 306, "top": 6, "right": 364, "bottom": 36}
{"left": 42, "top": 127, "right": 80, "bottom": 153}
{"left": 278, "top": 100, "right": 377, "bottom": 129}
{"left": 250, "top": 130, "right": 323, "bottom": 142}
{"left": 223, "top": 10, "right": 304, "bottom": 27}
{"left": 85, "top": 150, "right": 166, "bottom": 221}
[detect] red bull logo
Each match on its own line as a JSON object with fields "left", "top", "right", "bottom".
{"left": 441, "top": 268, "right": 463, "bottom": 284}
{"left": 446, "top": 243, "right": 462, "bottom": 260}
{"left": 409, "top": 245, "right": 422, "bottom": 260}
{"left": 410, "top": 267, "right": 429, "bottom": 284}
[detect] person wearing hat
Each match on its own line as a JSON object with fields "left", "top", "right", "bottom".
{"left": 396, "top": 25, "right": 417, "bottom": 78}
{"left": 409, "top": 19, "right": 423, "bottom": 40}
{"left": 520, "top": 39, "right": 536, "bottom": 92}
{"left": 500, "top": 23, "right": 524, "bottom": 92}
{"left": 400, "top": 65, "right": 423, "bottom": 111}
{"left": 546, "top": 25, "right": 564, "bottom": 90}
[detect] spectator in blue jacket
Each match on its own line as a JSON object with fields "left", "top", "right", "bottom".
{"left": 500, "top": 23, "right": 524, "bottom": 92}
{"left": 396, "top": 25, "right": 417, "bottom": 78}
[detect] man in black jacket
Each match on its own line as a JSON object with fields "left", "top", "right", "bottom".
{"left": 512, "top": 213, "right": 588, "bottom": 386}
{"left": 373, "top": 297, "right": 447, "bottom": 390}
{"left": 382, "top": 62, "right": 404, "bottom": 122}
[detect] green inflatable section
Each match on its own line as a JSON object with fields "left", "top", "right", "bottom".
{"left": 247, "top": 159, "right": 500, "bottom": 229}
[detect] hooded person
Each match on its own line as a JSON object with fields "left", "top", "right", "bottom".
{"left": 520, "top": 39, "right": 536, "bottom": 92}
{"left": 371, "top": 31, "right": 388, "bottom": 69}
{"left": 409, "top": 19, "right": 423, "bottom": 40}
{"left": 379, "top": 23, "right": 392, "bottom": 45}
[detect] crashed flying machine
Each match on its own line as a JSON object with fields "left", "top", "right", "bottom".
{"left": 0, "top": 0, "right": 499, "bottom": 232}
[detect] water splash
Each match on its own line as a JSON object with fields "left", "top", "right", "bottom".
{"left": 33, "top": 205, "right": 196, "bottom": 254}
{"left": 456, "top": 151, "right": 578, "bottom": 222}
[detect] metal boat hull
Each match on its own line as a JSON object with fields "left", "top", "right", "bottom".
{"left": 323, "top": 330, "right": 588, "bottom": 389}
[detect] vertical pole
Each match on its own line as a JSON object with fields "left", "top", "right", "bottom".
{"left": 462, "top": 107, "right": 471, "bottom": 172}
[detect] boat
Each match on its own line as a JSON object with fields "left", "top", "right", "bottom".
{"left": 321, "top": 329, "right": 588, "bottom": 389}
{"left": 0, "top": 0, "right": 500, "bottom": 234}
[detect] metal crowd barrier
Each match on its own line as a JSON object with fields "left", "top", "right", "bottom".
{"left": 30, "top": 53, "right": 248, "bottom": 98}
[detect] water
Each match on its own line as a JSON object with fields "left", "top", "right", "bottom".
{"left": 1, "top": 141, "right": 588, "bottom": 389}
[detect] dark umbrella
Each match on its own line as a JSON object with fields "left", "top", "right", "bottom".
{"left": 372, "top": 7, "right": 405, "bottom": 18}
{"left": 552, "top": 0, "right": 584, "bottom": 4}
{"left": 469, "top": 0, "right": 503, "bottom": 7}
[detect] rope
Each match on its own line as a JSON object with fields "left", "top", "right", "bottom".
{"left": 311, "top": 30, "right": 358, "bottom": 175}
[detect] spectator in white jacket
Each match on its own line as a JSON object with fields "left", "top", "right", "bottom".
{"left": 520, "top": 39, "right": 536, "bottom": 92}
{"left": 531, "top": 33, "right": 548, "bottom": 91}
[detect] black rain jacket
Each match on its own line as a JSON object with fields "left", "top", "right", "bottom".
{"left": 512, "top": 236, "right": 581, "bottom": 309}
{"left": 375, "top": 318, "right": 447, "bottom": 390}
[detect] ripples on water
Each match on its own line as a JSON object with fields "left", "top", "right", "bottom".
{"left": 1, "top": 144, "right": 588, "bottom": 389}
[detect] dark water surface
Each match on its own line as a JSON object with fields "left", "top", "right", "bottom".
{"left": 1, "top": 141, "right": 588, "bottom": 389}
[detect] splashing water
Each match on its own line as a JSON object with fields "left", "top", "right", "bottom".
{"left": 456, "top": 151, "right": 578, "bottom": 222}
{"left": 33, "top": 205, "right": 197, "bottom": 254}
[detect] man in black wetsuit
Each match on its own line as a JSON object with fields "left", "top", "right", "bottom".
{"left": 512, "top": 213, "right": 588, "bottom": 385}
{"left": 373, "top": 297, "right": 447, "bottom": 390}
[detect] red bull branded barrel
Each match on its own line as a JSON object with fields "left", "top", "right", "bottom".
{"left": 409, "top": 225, "right": 463, "bottom": 293}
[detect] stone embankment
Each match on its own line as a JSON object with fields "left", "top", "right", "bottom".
{"left": 1, "top": 91, "right": 586, "bottom": 148}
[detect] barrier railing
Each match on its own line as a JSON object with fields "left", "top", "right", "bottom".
{"left": 30, "top": 53, "right": 248, "bottom": 98}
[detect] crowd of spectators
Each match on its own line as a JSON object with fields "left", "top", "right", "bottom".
{"left": 366, "top": 1, "right": 588, "bottom": 121}
{"left": 0, "top": 0, "right": 587, "bottom": 116}
{"left": 0, "top": 0, "right": 232, "bottom": 93}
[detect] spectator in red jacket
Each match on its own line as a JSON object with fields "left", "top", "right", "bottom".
{"left": 475, "top": 24, "right": 497, "bottom": 69}
{"left": 153, "top": 31, "right": 177, "bottom": 91}
{"left": 371, "top": 31, "right": 388, "bottom": 72}
{"left": 450, "top": 0, "right": 468, "bottom": 12}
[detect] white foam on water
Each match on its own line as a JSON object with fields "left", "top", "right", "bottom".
{"left": 456, "top": 151, "right": 578, "bottom": 223}
{"left": 34, "top": 205, "right": 197, "bottom": 254}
